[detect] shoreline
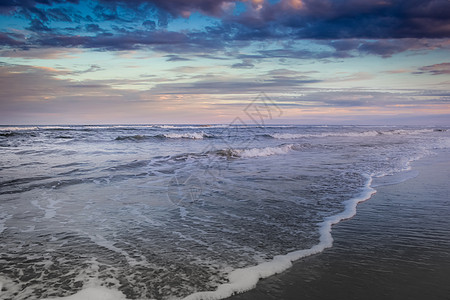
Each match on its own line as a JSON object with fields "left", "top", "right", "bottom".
{"left": 226, "top": 149, "right": 450, "bottom": 300}
{"left": 183, "top": 176, "right": 377, "bottom": 300}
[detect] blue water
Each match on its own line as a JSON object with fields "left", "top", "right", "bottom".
{"left": 0, "top": 125, "right": 449, "bottom": 299}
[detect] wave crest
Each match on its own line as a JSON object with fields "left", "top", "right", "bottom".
{"left": 216, "top": 144, "right": 307, "bottom": 158}
{"left": 161, "top": 132, "right": 213, "bottom": 139}
{"left": 270, "top": 129, "right": 438, "bottom": 139}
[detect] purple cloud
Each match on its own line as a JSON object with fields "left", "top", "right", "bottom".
{"left": 415, "top": 62, "right": 450, "bottom": 75}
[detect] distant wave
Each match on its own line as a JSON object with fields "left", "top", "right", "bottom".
{"left": 115, "top": 132, "right": 215, "bottom": 141}
{"left": 269, "top": 129, "right": 437, "bottom": 139}
{"left": 215, "top": 144, "right": 307, "bottom": 158}
{"left": 155, "top": 125, "right": 227, "bottom": 129}
{"left": 115, "top": 135, "right": 150, "bottom": 141}
{"left": 0, "top": 126, "right": 40, "bottom": 131}
{"left": 163, "top": 144, "right": 308, "bottom": 164}
{"left": 161, "top": 132, "right": 214, "bottom": 139}
{"left": 0, "top": 132, "right": 17, "bottom": 137}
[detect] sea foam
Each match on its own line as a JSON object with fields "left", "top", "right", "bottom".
{"left": 270, "top": 129, "right": 436, "bottom": 139}
{"left": 182, "top": 176, "right": 376, "bottom": 300}
{"left": 30, "top": 177, "right": 376, "bottom": 300}
{"left": 163, "top": 132, "right": 210, "bottom": 139}
{"left": 41, "top": 286, "right": 127, "bottom": 300}
{"left": 221, "top": 144, "right": 303, "bottom": 158}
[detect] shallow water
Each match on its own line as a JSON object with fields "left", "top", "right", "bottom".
{"left": 0, "top": 125, "right": 449, "bottom": 299}
{"left": 228, "top": 150, "right": 450, "bottom": 300}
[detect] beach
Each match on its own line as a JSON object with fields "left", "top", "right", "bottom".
{"left": 228, "top": 149, "right": 450, "bottom": 300}
{"left": 1, "top": 125, "right": 449, "bottom": 300}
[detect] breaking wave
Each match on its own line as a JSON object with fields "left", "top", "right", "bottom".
{"left": 269, "top": 129, "right": 436, "bottom": 139}
{"left": 114, "top": 132, "right": 214, "bottom": 141}
{"left": 215, "top": 144, "right": 307, "bottom": 158}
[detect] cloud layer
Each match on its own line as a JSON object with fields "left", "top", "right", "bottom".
{"left": 1, "top": 1, "right": 449, "bottom": 125}
{"left": 1, "top": 0, "right": 450, "bottom": 57}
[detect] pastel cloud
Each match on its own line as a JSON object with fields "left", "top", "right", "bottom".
{"left": 416, "top": 62, "right": 450, "bottom": 75}
{"left": 1, "top": 0, "right": 449, "bottom": 125}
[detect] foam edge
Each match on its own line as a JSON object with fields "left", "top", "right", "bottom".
{"left": 183, "top": 175, "right": 376, "bottom": 300}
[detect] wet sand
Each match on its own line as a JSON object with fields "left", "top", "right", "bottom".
{"left": 228, "top": 150, "right": 450, "bottom": 300}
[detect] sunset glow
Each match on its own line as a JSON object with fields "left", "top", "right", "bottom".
{"left": 1, "top": 0, "right": 449, "bottom": 125}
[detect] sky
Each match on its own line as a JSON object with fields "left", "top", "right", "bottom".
{"left": 0, "top": 0, "right": 449, "bottom": 125}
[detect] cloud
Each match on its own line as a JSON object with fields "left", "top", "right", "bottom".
{"left": 382, "top": 69, "right": 411, "bottom": 74}
{"left": 273, "top": 88, "right": 450, "bottom": 111}
{"left": 0, "top": 32, "right": 26, "bottom": 47}
{"left": 231, "top": 59, "right": 254, "bottom": 69}
{"left": 98, "top": 0, "right": 238, "bottom": 18}
{"left": 415, "top": 62, "right": 450, "bottom": 75}
{"left": 325, "top": 38, "right": 450, "bottom": 58}
{"left": 0, "top": 47, "right": 82, "bottom": 59}
{"left": 1, "top": 62, "right": 449, "bottom": 125}
{"left": 165, "top": 54, "right": 191, "bottom": 62}
{"left": 71, "top": 64, "right": 103, "bottom": 74}
{"left": 27, "top": 18, "right": 52, "bottom": 32}
{"left": 85, "top": 23, "right": 103, "bottom": 32}
{"left": 0, "top": 62, "right": 156, "bottom": 123}
{"left": 239, "top": 0, "right": 450, "bottom": 39}
{"left": 149, "top": 71, "right": 321, "bottom": 95}
{"left": 1, "top": 0, "right": 449, "bottom": 57}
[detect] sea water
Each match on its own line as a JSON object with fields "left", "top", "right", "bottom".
{"left": 0, "top": 125, "right": 449, "bottom": 300}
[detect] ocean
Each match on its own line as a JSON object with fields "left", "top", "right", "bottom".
{"left": 0, "top": 125, "right": 449, "bottom": 300}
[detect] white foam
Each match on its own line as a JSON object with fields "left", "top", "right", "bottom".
{"left": 155, "top": 125, "right": 228, "bottom": 129}
{"left": 0, "top": 126, "right": 39, "bottom": 131}
{"left": 84, "top": 233, "right": 144, "bottom": 267}
{"left": 31, "top": 197, "right": 60, "bottom": 220}
{"left": 271, "top": 131, "right": 380, "bottom": 139}
{"left": 41, "top": 286, "right": 127, "bottom": 300}
{"left": 182, "top": 176, "right": 376, "bottom": 300}
{"left": 383, "top": 129, "right": 435, "bottom": 135}
{"left": 271, "top": 129, "right": 436, "bottom": 139}
{"left": 434, "top": 137, "right": 450, "bottom": 149}
{"left": 0, "top": 212, "right": 11, "bottom": 234}
{"left": 179, "top": 207, "right": 188, "bottom": 219}
{"left": 231, "top": 144, "right": 296, "bottom": 158}
{"left": 0, "top": 276, "right": 22, "bottom": 300}
{"left": 163, "top": 132, "right": 208, "bottom": 139}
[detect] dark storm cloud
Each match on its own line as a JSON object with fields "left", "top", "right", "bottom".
{"left": 29, "top": 30, "right": 190, "bottom": 50}
{"left": 0, "top": 32, "right": 26, "bottom": 47}
{"left": 97, "top": 0, "right": 237, "bottom": 17}
{"left": 1, "top": 0, "right": 450, "bottom": 57}
{"left": 85, "top": 23, "right": 102, "bottom": 32}
{"left": 247, "top": 0, "right": 450, "bottom": 39}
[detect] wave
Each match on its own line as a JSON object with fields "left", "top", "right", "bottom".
{"left": 155, "top": 125, "right": 227, "bottom": 129}
{"left": 40, "top": 286, "right": 127, "bottom": 300}
{"left": 382, "top": 128, "right": 436, "bottom": 135}
{"left": 48, "top": 175, "right": 376, "bottom": 300}
{"left": 216, "top": 144, "right": 301, "bottom": 158}
{"left": 163, "top": 144, "right": 308, "bottom": 164}
{"left": 115, "top": 132, "right": 214, "bottom": 141}
{"left": 0, "top": 132, "right": 17, "bottom": 137}
{"left": 182, "top": 176, "right": 376, "bottom": 300}
{"left": 0, "top": 131, "right": 38, "bottom": 138}
{"left": 270, "top": 128, "right": 438, "bottom": 139}
{"left": 160, "top": 132, "right": 214, "bottom": 139}
{"left": 115, "top": 135, "right": 150, "bottom": 141}
{"left": 0, "top": 126, "right": 40, "bottom": 131}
